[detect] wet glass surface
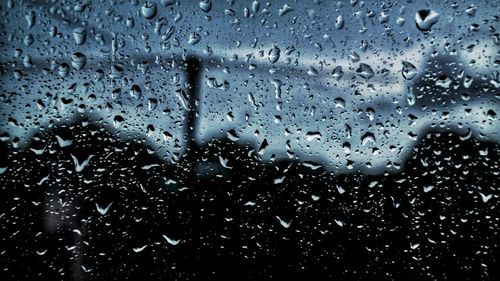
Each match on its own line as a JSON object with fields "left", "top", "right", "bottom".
{"left": 0, "top": 0, "right": 499, "bottom": 280}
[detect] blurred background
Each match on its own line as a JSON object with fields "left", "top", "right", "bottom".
{"left": 0, "top": 0, "right": 499, "bottom": 280}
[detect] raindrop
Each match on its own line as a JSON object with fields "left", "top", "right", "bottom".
{"left": 70, "top": 154, "right": 95, "bottom": 172}
{"left": 227, "top": 129, "right": 240, "bottom": 141}
{"left": 332, "top": 66, "right": 344, "bottom": 80}
{"left": 335, "top": 15, "right": 345, "bottom": 30}
{"left": 141, "top": 2, "right": 157, "bottom": 19}
{"left": 133, "top": 245, "right": 148, "bottom": 253}
{"left": 401, "top": 61, "right": 418, "bottom": 80}
{"left": 73, "top": 27, "right": 87, "bottom": 45}
{"left": 148, "top": 98, "right": 158, "bottom": 111}
{"left": 206, "top": 77, "right": 229, "bottom": 91}
{"left": 305, "top": 132, "right": 322, "bottom": 141}
{"left": 258, "top": 138, "right": 268, "bottom": 155}
{"left": 71, "top": 52, "right": 87, "bottom": 70}
{"left": 188, "top": 32, "right": 201, "bottom": 45}
{"left": 361, "top": 132, "right": 376, "bottom": 146}
{"left": 271, "top": 79, "right": 282, "bottom": 99}
{"left": 58, "top": 63, "right": 70, "bottom": 77}
{"left": 96, "top": 202, "right": 113, "bottom": 215}
{"left": 278, "top": 4, "right": 293, "bottom": 16}
{"left": 415, "top": 9, "right": 439, "bottom": 31}
{"left": 199, "top": 0, "right": 212, "bottom": 13}
{"left": 113, "top": 115, "right": 125, "bottom": 128}
{"left": 130, "top": 84, "right": 142, "bottom": 99}
{"left": 252, "top": 1, "right": 260, "bottom": 14}
{"left": 163, "top": 235, "right": 181, "bottom": 245}
{"left": 26, "top": 11, "right": 36, "bottom": 28}
{"left": 268, "top": 44, "right": 280, "bottom": 63}
{"left": 276, "top": 216, "right": 291, "bottom": 228}
{"left": 55, "top": 135, "right": 73, "bottom": 148}
{"left": 356, "top": 63, "right": 374, "bottom": 80}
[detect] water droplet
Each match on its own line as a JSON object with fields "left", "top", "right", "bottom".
{"left": 307, "top": 66, "right": 319, "bottom": 76}
{"left": 276, "top": 216, "right": 291, "bottom": 228}
{"left": 199, "top": 0, "right": 212, "bottom": 13}
{"left": 163, "top": 235, "right": 181, "bottom": 245}
{"left": 26, "top": 11, "right": 36, "bottom": 28}
{"left": 415, "top": 9, "right": 439, "bottom": 32}
{"left": 148, "top": 98, "right": 158, "bottom": 111}
{"left": 70, "top": 154, "right": 94, "bottom": 172}
{"left": 141, "top": 2, "right": 157, "bottom": 19}
{"left": 356, "top": 63, "right": 374, "bottom": 80}
{"left": 23, "top": 55, "right": 34, "bottom": 68}
{"left": 71, "top": 52, "right": 87, "bottom": 70}
{"left": 58, "top": 63, "right": 70, "bottom": 77}
{"left": 332, "top": 66, "right": 344, "bottom": 80}
{"left": 361, "top": 132, "right": 376, "bottom": 146}
{"left": 278, "top": 4, "right": 293, "bottom": 16}
{"left": 401, "top": 61, "right": 418, "bottom": 80}
{"left": 258, "top": 138, "right": 268, "bottom": 155}
{"left": 335, "top": 15, "right": 345, "bottom": 30}
{"left": 188, "top": 32, "right": 201, "bottom": 45}
{"left": 206, "top": 77, "right": 229, "bottom": 91}
{"left": 133, "top": 245, "right": 148, "bottom": 253}
{"left": 305, "top": 132, "right": 322, "bottom": 141}
{"left": 113, "top": 115, "right": 125, "bottom": 128}
{"left": 252, "top": 1, "right": 260, "bottom": 14}
{"left": 72, "top": 27, "right": 87, "bottom": 45}
{"left": 24, "top": 34, "right": 34, "bottom": 46}
{"left": 268, "top": 44, "right": 280, "bottom": 63}
{"left": 226, "top": 129, "right": 240, "bottom": 141}
{"left": 130, "top": 84, "right": 142, "bottom": 99}
{"left": 96, "top": 202, "right": 113, "bottom": 215}
{"left": 271, "top": 79, "right": 282, "bottom": 98}
{"left": 55, "top": 135, "right": 73, "bottom": 148}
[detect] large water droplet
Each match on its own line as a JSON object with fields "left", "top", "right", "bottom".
{"left": 26, "top": 11, "right": 36, "bottom": 28}
{"left": 188, "top": 32, "right": 201, "bottom": 45}
{"left": 356, "top": 63, "right": 374, "bottom": 80}
{"left": 58, "top": 63, "right": 70, "bottom": 77}
{"left": 71, "top": 52, "right": 87, "bottom": 70}
{"left": 141, "top": 2, "right": 157, "bottom": 19}
{"left": 332, "top": 66, "right": 344, "bottom": 80}
{"left": 199, "top": 0, "right": 212, "bottom": 13}
{"left": 335, "top": 15, "right": 345, "bottom": 30}
{"left": 401, "top": 61, "right": 418, "bottom": 80}
{"left": 72, "top": 27, "right": 87, "bottom": 45}
{"left": 206, "top": 77, "right": 229, "bottom": 91}
{"left": 130, "top": 84, "right": 142, "bottom": 99}
{"left": 268, "top": 45, "right": 280, "bottom": 63}
{"left": 361, "top": 132, "right": 376, "bottom": 146}
{"left": 415, "top": 9, "right": 439, "bottom": 32}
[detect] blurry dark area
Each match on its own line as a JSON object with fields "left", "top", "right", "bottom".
{"left": 0, "top": 119, "right": 498, "bottom": 281}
